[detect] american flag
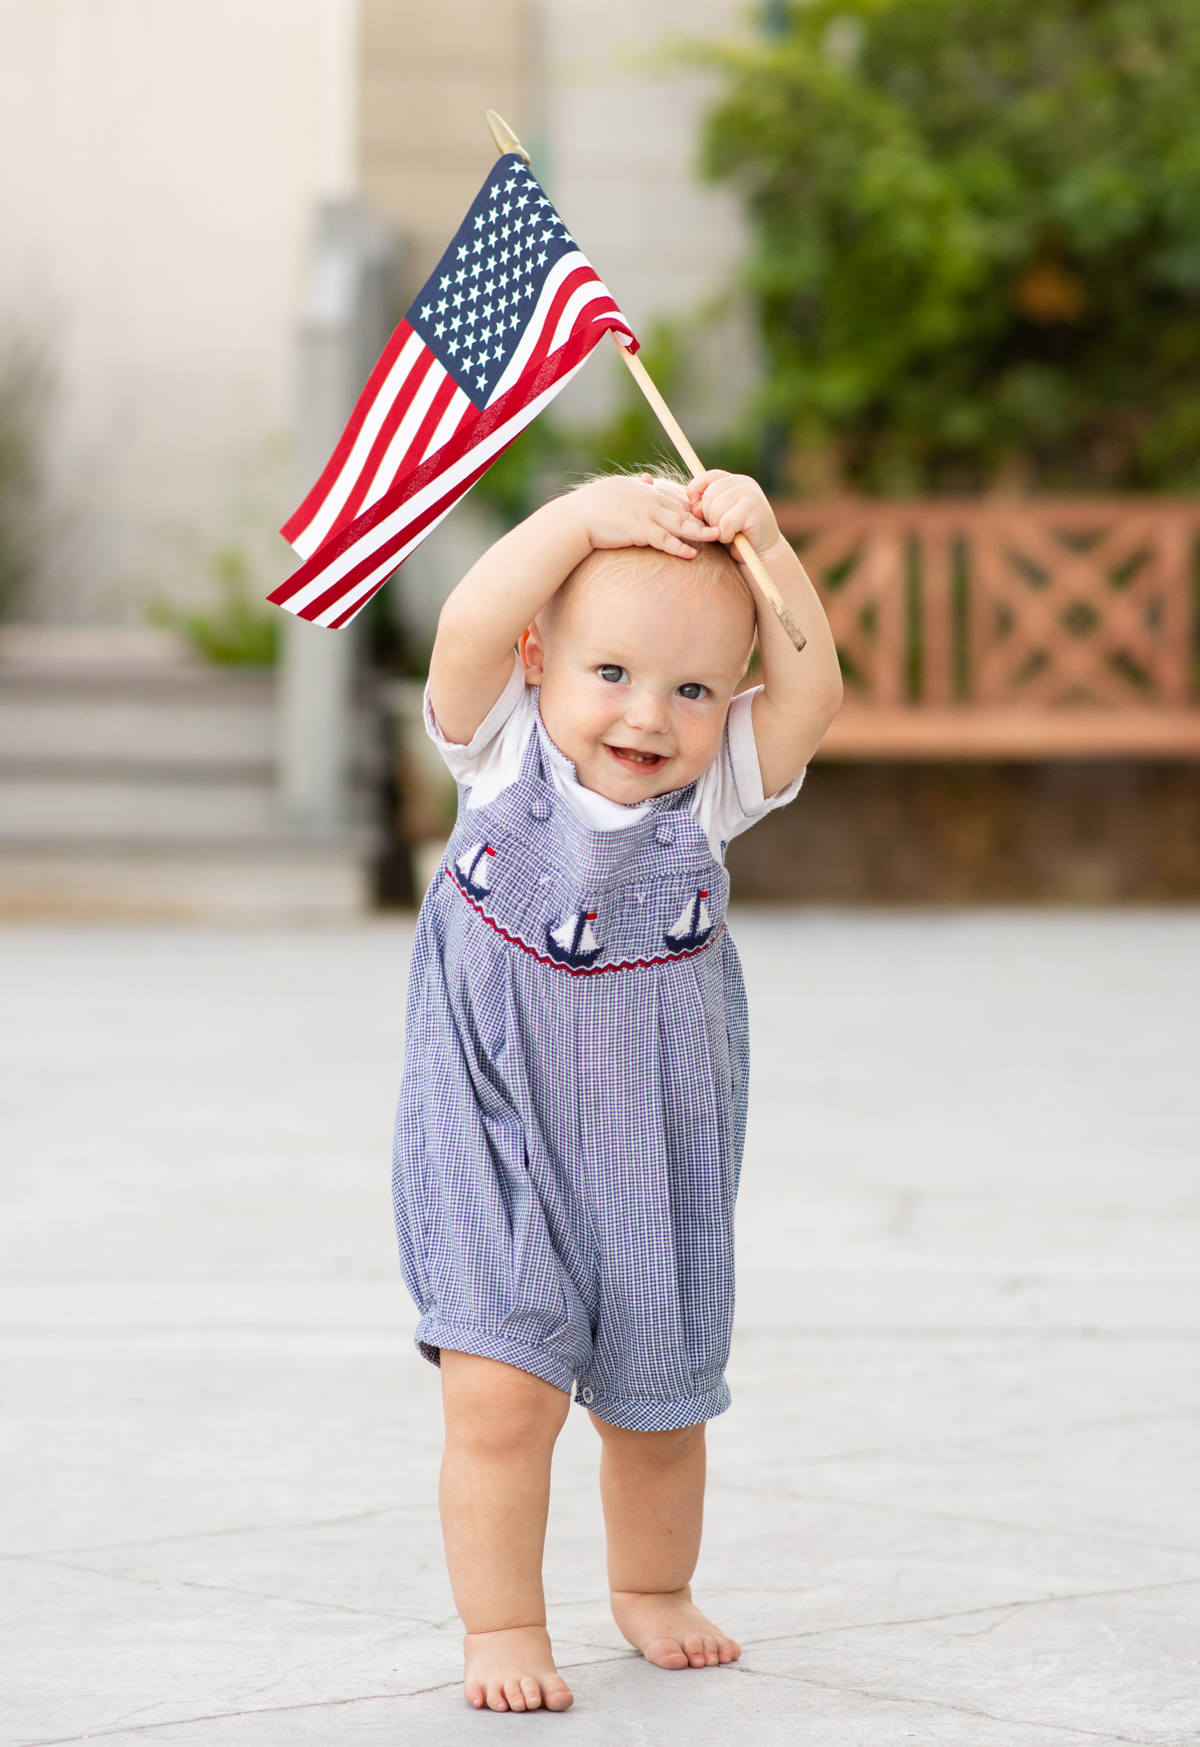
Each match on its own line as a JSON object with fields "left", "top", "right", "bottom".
{"left": 269, "top": 153, "right": 638, "bottom": 627}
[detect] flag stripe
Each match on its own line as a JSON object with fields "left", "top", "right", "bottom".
{"left": 270, "top": 330, "right": 602, "bottom": 620}
{"left": 337, "top": 353, "right": 449, "bottom": 531}
{"left": 294, "top": 342, "right": 437, "bottom": 558}
{"left": 379, "top": 371, "right": 463, "bottom": 504}
{"left": 282, "top": 323, "right": 424, "bottom": 552}
{"left": 271, "top": 318, "right": 623, "bottom": 622}
{"left": 420, "top": 383, "right": 473, "bottom": 465}
{"left": 486, "top": 253, "right": 597, "bottom": 399}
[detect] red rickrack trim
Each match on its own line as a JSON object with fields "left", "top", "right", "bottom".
{"left": 445, "top": 870, "right": 722, "bottom": 977}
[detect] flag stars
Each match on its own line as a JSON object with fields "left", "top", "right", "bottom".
{"left": 420, "top": 304, "right": 432, "bottom": 318}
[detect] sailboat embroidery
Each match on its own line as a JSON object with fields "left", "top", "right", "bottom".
{"left": 545, "top": 909, "right": 603, "bottom": 970}
{"left": 455, "top": 843, "right": 495, "bottom": 901}
{"left": 664, "top": 889, "right": 714, "bottom": 952}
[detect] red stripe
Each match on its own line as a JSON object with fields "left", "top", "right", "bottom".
{"left": 520, "top": 267, "right": 605, "bottom": 379}
{"left": 294, "top": 439, "right": 502, "bottom": 624}
{"left": 446, "top": 870, "right": 724, "bottom": 977}
{"left": 326, "top": 347, "right": 440, "bottom": 536}
{"left": 391, "top": 371, "right": 460, "bottom": 481}
{"left": 269, "top": 310, "right": 635, "bottom": 618}
{"left": 281, "top": 319, "right": 418, "bottom": 545}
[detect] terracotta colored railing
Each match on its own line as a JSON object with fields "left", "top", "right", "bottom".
{"left": 773, "top": 498, "right": 1200, "bottom": 758}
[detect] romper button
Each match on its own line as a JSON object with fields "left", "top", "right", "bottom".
{"left": 580, "top": 1386, "right": 594, "bottom": 1405}
{"left": 530, "top": 796, "right": 551, "bottom": 821}
{"left": 654, "top": 822, "right": 675, "bottom": 846}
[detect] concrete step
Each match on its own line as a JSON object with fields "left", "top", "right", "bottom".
{"left": 0, "top": 626, "right": 384, "bottom": 919}
{"left": 0, "top": 687, "right": 276, "bottom": 770}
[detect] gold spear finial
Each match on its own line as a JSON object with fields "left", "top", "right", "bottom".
{"left": 486, "top": 110, "right": 531, "bottom": 166}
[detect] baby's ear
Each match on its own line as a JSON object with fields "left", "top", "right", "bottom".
{"left": 519, "top": 624, "right": 546, "bottom": 683}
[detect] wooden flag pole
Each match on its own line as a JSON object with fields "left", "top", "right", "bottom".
{"left": 607, "top": 334, "right": 806, "bottom": 651}
{"left": 485, "top": 110, "right": 807, "bottom": 653}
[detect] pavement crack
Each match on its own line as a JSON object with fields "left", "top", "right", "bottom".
{"left": 16, "top": 1653, "right": 631, "bottom": 1746}
{"left": 739, "top": 1572, "right": 1200, "bottom": 1649}
{"left": 756, "top": 1482, "right": 1200, "bottom": 1561}
{"left": 735, "top": 1663, "right": 1159, "bottom": 1745}
{"left": 0, "top": 1501, "right": 434, "bottom": 1565}
{"left": 29, "top": 1555, "right": 442, "bottom": 1626}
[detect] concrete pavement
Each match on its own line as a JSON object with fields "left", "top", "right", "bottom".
{"left": 2, "top": 913, "right": 1199, "bottom": 1744}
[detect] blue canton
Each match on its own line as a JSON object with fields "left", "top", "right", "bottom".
{"left": 407, "top": 153, "right": 575, "bottom": 408}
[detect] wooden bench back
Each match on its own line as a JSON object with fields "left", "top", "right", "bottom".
{"left": 773, "top": 499, "right": 1200, "bottom": 709}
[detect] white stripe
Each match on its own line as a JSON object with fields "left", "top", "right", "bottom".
{"left": 353, "top": 359, "right": 449, "bottom": 516}
{"left": 486, "top": 252, "right": 597, "bottom": 402}
{"left": 290, "top": 328, "right": 425, "bottom": 558}
{"left": 419, "top": 385, "right": 472, "bottom": 466}
{"left": 307, "top": 497, "right": 464, "bottom": 626}
{"left": 282, "top": 356, "right": 591, "bottom": 621}
{"left": 548, "top": 280, "right": 619, "bottom": 356}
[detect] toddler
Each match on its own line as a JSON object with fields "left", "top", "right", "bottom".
{"left": 393, "top": 468, "right": 842, "bottom": 1712}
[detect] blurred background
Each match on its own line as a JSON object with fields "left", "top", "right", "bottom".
{"left": 1, "top": 0, "right": 1199, "bottom": 918}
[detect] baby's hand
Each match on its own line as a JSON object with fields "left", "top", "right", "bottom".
{"left": 686, "top": 471, "right": 782, "bottom": 561}
{"left": 573, "top": 473, "right": 721, "bottom": 560}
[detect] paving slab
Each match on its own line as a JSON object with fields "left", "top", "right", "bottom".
{"left": 2, "top": 912, "right": 1199, "bottom": 1745}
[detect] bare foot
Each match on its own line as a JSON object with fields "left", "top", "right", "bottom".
{"left": 462, "top": 1625, "right": 574, "bottom": 1712}
{"left": 610, "top": 1586, "right": 741, "bottom": 1670}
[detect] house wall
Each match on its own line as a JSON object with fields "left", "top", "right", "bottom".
{"left": 0, "top": 0, "right": 329, "bottom": 621}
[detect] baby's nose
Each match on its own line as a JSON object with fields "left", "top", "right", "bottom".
{"left": 623, "top": 688, "right": 671, "bottom": 731}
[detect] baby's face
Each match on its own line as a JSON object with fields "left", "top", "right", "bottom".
{"left": 522, "top": 562, "right": 754, "bottom": 804}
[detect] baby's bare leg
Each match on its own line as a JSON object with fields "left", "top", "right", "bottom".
{"left": 439, "top": 1351, "right": 574, "bottom": 1711}
{"left": 592, "top": 1416, "right": 741, "bottom": 1670}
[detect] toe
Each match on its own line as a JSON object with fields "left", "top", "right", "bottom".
{"left": 465, "top": 1680, "right": 486, "bottom": 1710}
{"left": 719, "top": 1636, "right": 742, "bottom": 1663}
{"left": 683, "top": 1633, "right": 707, "bottom": 1667}
{"left": 703, "top": 1634, "right": 720, "bottom": 1666}
{"left": 485, "top": 1681, "right": 509, "bottom": 1712}
{"left": 503, "top": 1677, "right": 527, "bottom": 1712}
{"left": 544, "top": 1679, "right": 574, "bottom": 1711}
{"left": 519, "top": 1676, "right": 542, "bottom": 1710}
{"left": 647, "top": 1638, "right": 688, "bottom": 1669}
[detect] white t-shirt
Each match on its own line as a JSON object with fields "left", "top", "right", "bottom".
{"left": 424, "top": 654, "right": 804, "bottom": 862}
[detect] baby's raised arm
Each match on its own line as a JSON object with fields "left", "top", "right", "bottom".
{"left": 686, "top": 471, "right": 843, "bottom": 794}
{"left": 429, "top": 476, "right": 718, "bottom": 746}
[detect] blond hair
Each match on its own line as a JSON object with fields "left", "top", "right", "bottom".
{"left": 548, "top": 466, "right": 756, "bottom": 625}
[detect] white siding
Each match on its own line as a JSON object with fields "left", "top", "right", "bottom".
{"left": 0, "top": 0, "right": 328, "bottom": 618}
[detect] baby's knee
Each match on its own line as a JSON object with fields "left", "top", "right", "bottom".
{"left": 441, "top": 1350, "right": 569, "bottom": 1454}
{"left": 594, "top": 1418, "right": 706, "bottom": 1467}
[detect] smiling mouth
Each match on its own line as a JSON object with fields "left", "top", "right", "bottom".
{"left": 605, "top": 744, "right": 667, "bottom": 769}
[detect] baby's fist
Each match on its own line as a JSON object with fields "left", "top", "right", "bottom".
{"left": 686, "top": 471, "right": 781, "bottom": 560}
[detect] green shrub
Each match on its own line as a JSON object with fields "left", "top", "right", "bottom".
{"left": 702, "top": 0, "right": 1200, "bottom": 494}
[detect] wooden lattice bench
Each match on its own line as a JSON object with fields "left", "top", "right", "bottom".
{"left": 773, "top": 498, "right": 1200, "bottom": 759}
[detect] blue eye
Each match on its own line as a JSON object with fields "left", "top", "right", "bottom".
{"left": 597, "top": 665, "right": 626, "bottom": 684}
{"left": 677, "top": 683, "right": 707, "bottom": 700}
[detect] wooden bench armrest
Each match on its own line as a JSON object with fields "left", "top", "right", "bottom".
{"left": 815, "top": 707, "right": 1200, "bottom": 761}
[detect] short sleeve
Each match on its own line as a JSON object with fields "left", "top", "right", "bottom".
{"left": 691, "top": 687, "right": 805, "bottom": 858}
{"left": 423, "top": 653, "right": 536, "bottom": 808}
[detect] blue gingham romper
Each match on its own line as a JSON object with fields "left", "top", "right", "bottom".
{"left": 392, "top": 712, "right": 748, "bottom": 1431}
